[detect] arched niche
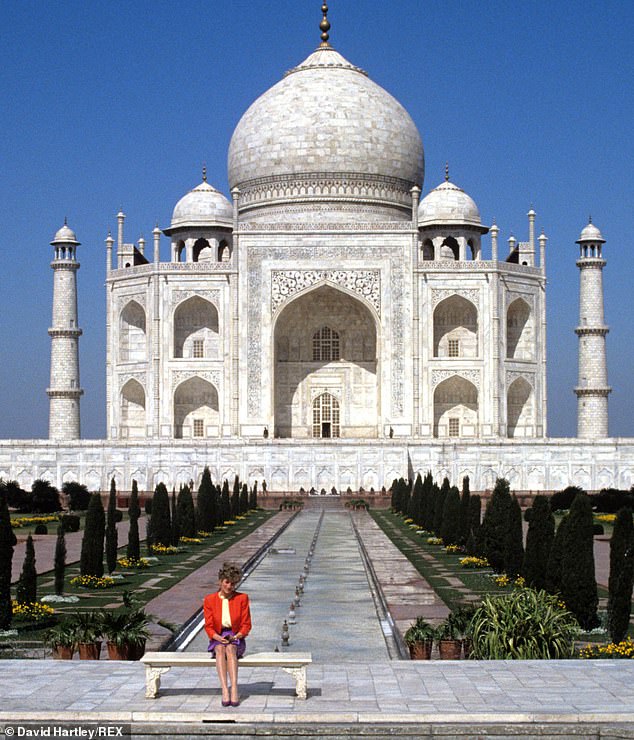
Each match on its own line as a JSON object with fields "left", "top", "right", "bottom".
{"left": 273, "top": 284, "right": 378, "bottom": 439}
{"left": 507, "top": 377, "right": 533, "bottom": 438}
{"left": 440, "top": 236, "right": 459, "bottom": 260}
{"left": 433, "top": 375, "right": 478, "bottom": 438}
{"left": 433, "top": 295, "right": 478, "bottom": 358}
{"left": 218, "top": 240, "right": 231, "bottom": 262}
{"left": 120, "top": 301, "right": 147, "bottom": 362}
{"left": 121, "top": 379, "right": 146, "bottom": 438}
{"left": 173, "top": 296, "right": 219, "bottom": 358}
{"left": 173, "top": 376, "right": 219, "bottom": 438}
{"left": 421, "top": 238, "right": 434, "bottom": 261}
{"left": 312, "top": 392, "right": 340, "bottom": 438}
{"left": 507, "top": 298, "right": 534, "bottom": 359}
{"left": 176, "top": 240, "right": 186, "bottom": 262}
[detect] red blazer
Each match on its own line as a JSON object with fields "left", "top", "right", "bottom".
{"left": 203, "top": 591, "right": 252, "bottom": 639}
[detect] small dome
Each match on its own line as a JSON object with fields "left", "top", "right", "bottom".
{"left": 170, "top": 180, "right": 233, "bottom": 229}
{"left": 51, "top": 221, "right": 79, "bottom": 245}
{"left": 577, "top": 220, "right": 605, "bottom": 243}
{"left": 418, "top": 180, "right": 483, "bottom": 229}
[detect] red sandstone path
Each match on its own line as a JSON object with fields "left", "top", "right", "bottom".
{"left": 11, "top": 516, "right": 148, "bottom": 584}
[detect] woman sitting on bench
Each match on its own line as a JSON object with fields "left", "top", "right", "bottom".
{"left": 203, "top": 562, "right": 252, "bottom": 707}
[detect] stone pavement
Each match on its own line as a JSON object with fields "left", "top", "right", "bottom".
{"left": 1, "top": 658, "right": 634, "bottom": 736}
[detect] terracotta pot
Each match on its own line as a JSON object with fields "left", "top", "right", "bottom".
{"left": 52, "top": 645, "right": 75, "bottom": 660}
{"left": 107, "top": 642, "right": 130, "bottom": 660}
{"left": 438, "top": 638, "right": 462, "bottom": 660}
{"left": 78, "top": 641, "right": 102, "bottom": 660}
{"left": 127, "top": 640, "right": 146, "bottom": 661}
{"left": 408, "top": 640, "right": 432, "bottom": 660}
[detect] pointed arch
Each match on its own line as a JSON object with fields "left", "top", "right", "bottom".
{"left": 173, "top": 296, "right": 219, "bottom": 358}
{"left": 120, "top": 301, "right": 147, "bottom": 362}
{"left": 121, "top": 379, "right": 146, "bottom": 438}
{"left": 507, "top": 377, "right": 533, "bottom": 438}
{"left": 433, "top": 375, "right": 478, "bottom": 438}
{"left": 173, "top": 376, "right": 219, "bottom": 438}
{"left": 507, "top": 298, "right": 534, "bottom": 359}
{"left": 312, "top": 393, "right": 340, "bottom": 438}
{"left": 433, "top": 295, "right": 478, "bottom": 358}
{"left": 193, "top": 238, "right": 213, "bottom": 262}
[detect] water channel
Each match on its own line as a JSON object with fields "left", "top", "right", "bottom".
{"left": 185, "top": 509, "right": 395, "bottom": 661}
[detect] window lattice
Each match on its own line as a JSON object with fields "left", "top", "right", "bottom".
{"left": 312, "top": 326, "right": 340, "bottom": 362}
{"left": 448, "top": 339, "right": 460, "bottom": 358}
{"left": 192, "top": 339, "right": 204, "bottom": 358}
{"left": 312, "top": 393, "right": 340, "bottom": 438}
{"left": 193, "top": 419, "right": 204, "bottom": 437}
{"left": 448, "top": 418, "right": 460, "bottom": 437}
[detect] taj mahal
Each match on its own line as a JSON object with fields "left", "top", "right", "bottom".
{"left": 1, "top": 6, "right": 633, "bottom": 495}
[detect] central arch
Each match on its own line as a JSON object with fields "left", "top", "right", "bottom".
{"left": 273, "top": 284, "right": 379, "bottom": 439}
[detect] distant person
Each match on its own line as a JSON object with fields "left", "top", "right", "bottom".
{"left": 203, "top": 562, "right": 252, "bottom": 707}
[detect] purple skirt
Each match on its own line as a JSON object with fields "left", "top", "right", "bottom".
{"left": 208, "top": 628, "right": 246, "bottom": 659}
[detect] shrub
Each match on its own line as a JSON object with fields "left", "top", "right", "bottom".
{"left": 105, "top": 479, "right": 118, "bottom": 574}
{"left": 591, "top": 488, "right": 634, "bottom": 514}
{"left": 607, "top": 507, "right": 634, "bottom": 644}
{"left": 62, "top": 481, "right": 90, "bottom": 511}
{"left": 440, "top": 486, "right": 461, "bottom": 546}
{"left": 34, "top": 523, "right": 48, "bottom": 535}
{"left": 459, "top": 476, "right": 471, "bottom": 545}
{"left": 149, "top": 483, "right": 171, "bottom": 547}
{"left": 176, "top": 484, "right": 196, "bottom": 539}
{"left": 470, "top": 588, "right": 578, "bottom": 659}
{"left": 2, "top": 480, "right": 30, "bottom": 512}
{"left": 550, "top": 486, "right": 583, "bottom": 512}
{"left": 196, "top": 468, "right": 216, "bottom": 533}
{"left": 504, "top": 495, "right": 524, "bottom": 576}
{"left": 54, "top": 525, "right": 66, "bottom": 596}
{"left": 31, "top": 479, "right": 60, "bottom": 514}
{"left": 0, "top": 491, "right": 17, "bottom": 629}
{"left": 60, "top": 514, "right": 80, "bottom": 533}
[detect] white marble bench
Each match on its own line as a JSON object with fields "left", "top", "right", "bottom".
{"left": 140, "top": 651, "right": 312, "bottom": 699}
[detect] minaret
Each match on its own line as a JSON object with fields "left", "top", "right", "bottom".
{"left": 575, "top": 219, "right": 611, "bottom": 438}
{"left": 47, "top": 221, "right": 83, "bottom": 439}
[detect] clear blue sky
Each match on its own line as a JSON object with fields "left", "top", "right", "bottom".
{"left": 1, "top": 1, "right": 633, "bottom": 439}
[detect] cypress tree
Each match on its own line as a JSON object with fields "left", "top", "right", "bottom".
{"left": 607, "top": 507, "right": 634, "bottom": 643}
{"left": 459, "top": 476, "right": 471, "bottom": 544}
{"left": 0, "top": 490, "right": 17, "bottom": 628}
{"left": 54, "top": 525, "right": 66, "bottom": 595}
{"left": 197, "top": 468, "right": 215, "bottom": 532}
{"left": 170, "top": 487, "right": 181, "bottom": 546}
{"left": 390, "top": 478, "right": 398, "bottom": 511}
{"left": 427, "top": 480, "right": 440, "bottom": 532}
{"left": 420, "top": 472, "right": 433, "bottom": 530}
{"left": 105, "top": 478, "right": 118, "bottom": 573}
{"left": 221, "top": 480, "right": 231, "bottom": 523}
{"left": 482, "top": 478, "right": 512, "bottom": 572}
{"left": 16, "top": 534, "right": 37, "bottom": 604}
{"left": 240, "top": 483, "right": 249, "bottom": 515}
{"left": 249, "top": 482, "right": 258, "bottom": 510}
{"left": 522, "top": 495, "right": 554, "bottom": 590}
{"left": 409, "top": 474, "right": 423, "bottom": 525}
{"left": 504, "top": 495, "right": 525, "bottom": 576}
{"left": 545, "top": 513, "right": 568, "bottom": 595}
{"left": 149, "top": 483, "right": 171, "bottom": 547}
{"left": 231, "top": 477, "right": 240, "bottom": 518}
{"left": 127, "top": 479, "right": 141, "bottom": 560}
{"left": 80, "top": 492, "right": 105, "bottom": 577}
{"left": 177, "top": 484, "right": 196, "bottom": 538}
{"left": 434, "top": 478, "right": 450, "bottom": 536}
{"left": 440, "top": 485, "right": 461, "bottom": 546}
{"left": 467, "top": 493, "right": 482, "bottom": 555}
{"left": 561, "top": 492, "right": 598, "bottom": 630}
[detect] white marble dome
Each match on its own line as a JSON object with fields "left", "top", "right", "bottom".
{"left": 228, "top": 45, "right": 424, "bottom": 220}
{"left": 51, "top": 222, "right": 79, "bottom": 245}
{"left": 577, "top": 220, "right": 605, "bottom": 243}
{"left": 170, "top": 180, "right": 232, "bottom": 229}
{"left": 418, "top": 179, "right": 483, "bottom": 228}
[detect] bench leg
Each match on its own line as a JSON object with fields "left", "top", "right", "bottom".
{"left": 145, "top": 666, "right": 171, "bottom": 699}
{"left": 282, "top": 666, "right": 307, "bottom": 699}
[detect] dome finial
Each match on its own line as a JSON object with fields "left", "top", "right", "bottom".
{"left": 445, "top": 162, "right": 449, "bottom": 182}
{"left": 588, "top": 214, "right": 592, "bottom": 224}
{"left": 202, "top": 164, "right": 207, "bottom": 182}
{"left": 64, "top": 215, "right": 68, "bottom": 226}
{"left": 319, "top": 3, "right": 331, "bottom": 47}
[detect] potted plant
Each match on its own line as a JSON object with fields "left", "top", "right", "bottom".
{"left": 404, "top": 617, "right": 436, "bottom": 660}
{"left": 102, "top": 608, "right": 151, "bottom": 660}
{"left": 436, "top": 617, "right": 462, "bottom": 659}
{"left": 45, "top": 620, "right": 77, "bottom": 660}
{"left": 69, "top": 611, "right": 103, "bottom": 660}
{"left": 448, "top": 604, "right": 477, "bottom": 658}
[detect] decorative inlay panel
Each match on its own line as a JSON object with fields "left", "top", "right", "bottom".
{"left": 431, "top": 288, "right": 480, "bottom": 308}
{"left": 116, "top": 294, "right": 147, "bottom": 312}
{"left": 119, "top": 372, "right": 146, "bottom": 388}
{"left": 507, "top": 371, "right": 535, "bottom": 387}
{"left": 271, "top": 270, "right": 380, "bottom": 315}
{"left": 171, "top": 289, "right": 221, "bottom": 309}
{"left": 172, "top": 370, "right": 222, "bottom": 389}
{"left": 431, "top": 369, "right": 481, "bottom": 390}
{"left": 239, "top": 221, "right": 412, "bottom": 232}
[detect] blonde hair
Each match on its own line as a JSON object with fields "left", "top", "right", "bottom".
{"left": 218, "top": 562, "right": 242, "bottom": 584}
